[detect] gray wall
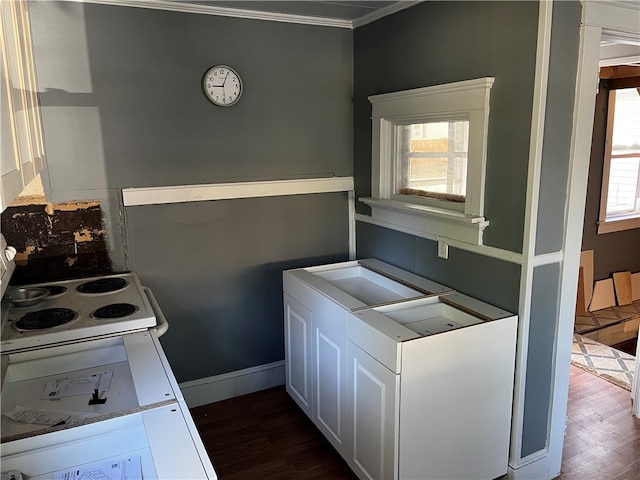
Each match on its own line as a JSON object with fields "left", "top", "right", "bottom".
{"left": 354, "top": 0, "right": 538, "bottom": 254}
{"left": 125, "top": 195, "right": 349, "bottom": 381}
{"left": 30, "top": 1, "right": 354, "bottom": 382}
{"left": 534, "top": 1, "right": 581, "bottom": 256}
{"left": 353, "top": 0, "right": 538, "bottom": 307}
{"left": 582, "top": 79, "right": 640, "bottom": 280}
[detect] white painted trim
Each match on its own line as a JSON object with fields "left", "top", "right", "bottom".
{"left": 348, "top": 191, "right": 356, "bottom": 261}
{"left": 352, "top": 1, "right": 423, "bottom": 29}
{"left": 179, "top": 361, "right": 285, "bottom": 408}
{"left": 633, "top": 322, "right": 640, "bottom": 416}
{"left": 599, "top": 54, "right": 640, "bottom": 67}
{"left": 597, "top": 215, "right": 640, "bottom": 233}
{"left": 509, "top": 0, "right": 553, "bottom": 469}
{"left": 583, "top": 0, "right": 640, "bottom": 32}
{"left": 546, "top": 18, "right": 606, "bottom": 480}
{"left": 355, "top": 214, "right": 523, "bottom": 265}
{"left": 531, "top": 251, "right": 563, "bottom": 268}
{"left": 360, "top": 197, "right": 488, "bottom": 245}
{"left": 59, "top": 0, "right": 353, "bottom": 28}
{"left": 122, "top": 177, "right": 354, "bottom": 206}
{"left": 356, "top": 212, "right": 437, "bottom": 240}
{"left": 366, "top": 78, "right": 494, "bottom": 245}
{"left": 507, "top": 452, "right": 550, "bottom": 480}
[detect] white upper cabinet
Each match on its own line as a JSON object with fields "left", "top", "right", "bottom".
{"left": 1, "top": 0, "right": 45, "bottom": 211}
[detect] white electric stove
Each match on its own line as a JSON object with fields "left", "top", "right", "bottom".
{"left": 1, "top": 272, "right": 161, "bottom": 353}
{"left": 0, "top": 236, "right": 217, "bottom": 479}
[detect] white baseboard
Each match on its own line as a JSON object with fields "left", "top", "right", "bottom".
{"left": 179, "top": 360, "right": 285, "bottom": 408}
{"left": 508, "top": 452, "right": 554, "bottom": 480}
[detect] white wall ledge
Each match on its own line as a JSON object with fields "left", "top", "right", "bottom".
{"left": 122, "top": 177, "right": 354, "bottom": 206}
{"left": 360, "top": 196, "right": 489, "bottom": 246}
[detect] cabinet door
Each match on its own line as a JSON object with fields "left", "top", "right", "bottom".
{"left": 284, "top": 294, "right": 312, "bottom": 416}
{"left": 348, "top": 342, "right": 399, "bottom": 480}
{"left": 1, "top": 0, "right": 45, "bottom": 210}
{"left": 313, "top": 314, "right": 347, "bottom": 452}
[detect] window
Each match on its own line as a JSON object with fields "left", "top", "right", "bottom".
{"left": 360, "top": 78, "right": 494, "bottom": 245}
{"left": 396, "top": 120, "right": 469, "bottom": 208}
{"left": 598, "top": 81, "right": 640, "bottom": 234}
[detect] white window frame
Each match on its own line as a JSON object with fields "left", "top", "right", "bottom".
{"left": 597, "top": 83, "right": 640, "bottom": 234}
{"left": 360, "top": 77, "right": 494, "bottom": 245}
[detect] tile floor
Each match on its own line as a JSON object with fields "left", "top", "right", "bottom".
{"left": 571, "top": 333, "right": 635, "bottom": 391}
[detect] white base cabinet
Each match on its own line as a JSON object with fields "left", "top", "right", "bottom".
{"left": 283, "top": 260, "right": 517, "bottom": 480}
{"left": 284, "top": 291, "right": 349, "bottom": 452}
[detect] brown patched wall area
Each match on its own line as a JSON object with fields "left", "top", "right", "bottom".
{"left": 1, "top": 201, "right": 113, "bottom": 285}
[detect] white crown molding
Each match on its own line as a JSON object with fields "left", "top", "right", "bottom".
{"left": 58, "top": 0, "right": 353, "bottom": 28}
{"left": 352, "top": 0, "right": 423, "bottom": 29}
{"left": 55, "top": 0, "right": 421, "bottom": 29}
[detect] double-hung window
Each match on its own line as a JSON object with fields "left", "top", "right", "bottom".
{"left": 361, "top": 78, "right": 494, "bottom": 245}
{"left": 598, "top": 80, "right": 640, "bottom": 234}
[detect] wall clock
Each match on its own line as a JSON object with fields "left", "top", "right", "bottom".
{"left": 202, "top": 65, "right": 242, "bottom": 107}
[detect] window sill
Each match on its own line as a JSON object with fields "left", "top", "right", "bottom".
{"left": 359, "top": 197, "right": 489, "bottom": 245}
{"left": 597, "top": 215, "right": 640, "bottom": 234}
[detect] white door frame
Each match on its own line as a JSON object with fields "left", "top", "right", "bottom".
{"left": 547, "top": 0, "right": 640, "bottom": 477}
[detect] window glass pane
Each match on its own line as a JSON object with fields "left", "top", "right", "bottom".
{"left": 611, "top": 88, "right": 640, "bottom": 155}
{"left": 606, "top": 156, "right": 640, "bottom": 215}
{"left": 396, "top": 120, "right": 469, "bottom": 201}
{"left": 606, "top": 88, "right": 640, "bottom": 217}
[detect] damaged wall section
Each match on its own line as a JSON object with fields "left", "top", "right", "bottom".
{"left": 1, "top": 201, "right": 113, "bottom": 284}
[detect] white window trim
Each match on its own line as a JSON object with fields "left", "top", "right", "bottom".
{"left": 596, "top": 84, "right": 640, "bottom": 234}
{"left": 360, "top": 77, "right": 494, "bottom": 246}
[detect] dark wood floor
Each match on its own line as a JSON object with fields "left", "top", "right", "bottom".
{"left": 190, "top": 387, "right": 356, "bottom": 479}
{"left": 191, "top": 365, "right": 640, "bottom": 480}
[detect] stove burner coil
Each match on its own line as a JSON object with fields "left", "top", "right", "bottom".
{"left": 92, "top": 303, "right": 138, "bottom": 319}
{"left": 15, "top": 308, "right": 78, "bottom": 331}
{"left": 77, "top": 277, "right": 128, "bottom": 294}
{"left": 41, "top": 285, "right": 67, "bottom": 297}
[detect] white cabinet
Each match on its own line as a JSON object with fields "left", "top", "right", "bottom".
{"left": 313, "top": 313, "right": 348, "bottom": 450}
{"left": 284, "top": 294, "right": 313, "bottom": 417}
{"left": 283, "top": 260, "right": 517, "bottom": 480}
{"left": 348, "top": 342, "right": 398, "bottom": 480}
{"left": 284, "top": 289, "right": 349, "bottom": 452}
{"left": 1, "top": 0, "right": 46, "bottom": 210}
{"left": 349, "top": 294, "right": 517, "bottom": 480}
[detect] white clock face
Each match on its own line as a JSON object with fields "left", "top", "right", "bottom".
{"left": 202, "top": 65, "right": 242, "bottom": 106}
